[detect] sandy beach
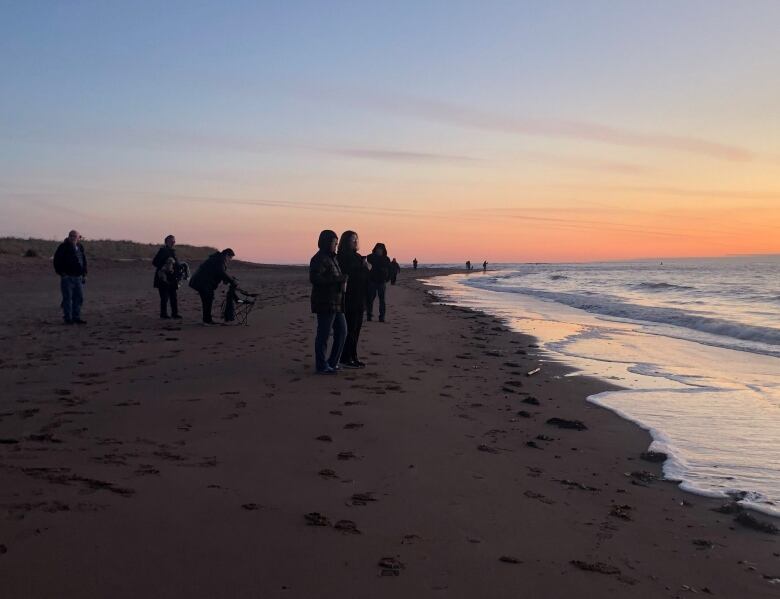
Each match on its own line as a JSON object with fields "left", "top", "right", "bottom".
{"left": 0, "top": 256, "right": 778, "bottom": 598}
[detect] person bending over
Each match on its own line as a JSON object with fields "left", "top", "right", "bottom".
{"left": 53, "top": 230, "right": 88, "bottom": 325}
{"left": 189, "top": 248, "right": 237, "bottom": 324}
{"left": 337, "top": 230, "right": 371, "bottom": 368}
{"left": 152, "top": 234, "right": 181, "bottom": 319}
{"left": 310, "top": 230, "right": 347, "bottom": 374}
{"left": 366, "top": 243, "right": 391, "bottom": 322}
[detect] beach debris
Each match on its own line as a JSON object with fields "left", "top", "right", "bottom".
{"left": 337, "top": 451, "right": 358, "bottom": 460}
{"left": 570, "top": 560, "right": 621, "bottom": 576}
{"left": 304, "top": 512, "right": 331, "bottom": 526}
{"left": 546, "top": 417, "right": 588, "bottom": 431}
{"left": 499, "top": 555, "right": 522, "bottom": 564}
{"left": 241, "top": 503, "right": 260, "bottom": 511}
{"left": 555, "top": 479, "right": 599, "bottom": 492}
{"left": 734, "top": 512, "right": 779, "bottom": 534}
{"left": 378, "top": 556, "right": 404, "bottom": 576}
{"left": 524, "top": 490, "right": 554, "bottom": 504}
{"left": 477, "top": 444, "right": 499, "bottom": 454}
{"left": 628, "top": 470, "right": 657, "bottom": 484}
{"left": 350, "top": 492, "right": 377, "bottom": 506}
{"left": 522, "top": 397, "right": 540, "bottom": 406}
{"left": 640, "top": 450, "right": 668, "bottom": 463}
{"left": 334, "top": 519, "right": 361, "bottom": 534}
{"left": 609, "top": 504, "right": 633, "bottom": 520}
{"left": 315, "top": 435, "right": 333, "bottom": 442}
{"left": 526, "top": 368, "right": 541, "bottom": 376}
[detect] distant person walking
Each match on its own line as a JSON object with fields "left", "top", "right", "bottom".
{"left": 53, "top": 230, "right": 88, "bottom": 325}
{"left": 337, "top": 230, "right": 370, "bottom": 368}
{"left": 413, "top": 258, "right": 418, "bottom": 270}
{"left": 366, "top": 243, "right": 391, "bottom": 322}
{"left": 466, "top": 260, "right": 471, "bottom": 271}
{"left": 189, "top": 248, "right": 236, "bottom": 324}
{"left": 482, "top": 260, "right": 488, "bottom": 272}
{"left": 152, "top": 235, "right": 181, "bottom": 319}
{"left": 390, "top": 258, "right": 400, "bottom": 285}
{"left": 310, "top": 230, "right": 347, "bottom": 374}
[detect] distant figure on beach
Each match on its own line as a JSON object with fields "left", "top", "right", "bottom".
{"left": 310, "top": 230, "right": 347, "bottom": 374}
{"left": 366, "top": 243, "right": 391, "bottom": 322}
{"left": 413, "top": 258, "right": 418, "bottom": 270}
{"left": 189, "top": 248, "right": 236, "bottom": 324}
{"left": 466, "top": 260, "right": 471, "bottom": 271}
{"left": 53, "top": 230, "right": 88, "bottom": 325}
{"left": 482, "top": 260, "right": 488, "bottom": 272}
{"left": 390, "top": 258, "right": 400, "bottom": 285}
{"left": 337, "top": 231, "right": 370, "bottom": 369}
{"left": 152, "top": 235, "right": 180, "bottom": 320}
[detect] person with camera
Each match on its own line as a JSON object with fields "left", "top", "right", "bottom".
{"left": 189, "top": 248, "right": 237, "bottom": 324}
{"left": 53, "top": 229, "right": 88, "bottom": 325}
{"left": 152, "top": 234, "right": 181, "bottom": 319}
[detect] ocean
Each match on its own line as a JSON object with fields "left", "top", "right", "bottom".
{"left": 424, "top": 256, "right": 780, "bottom": 516}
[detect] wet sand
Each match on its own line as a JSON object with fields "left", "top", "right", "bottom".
{"left": 0, "top": 256, "right": 778, "bottom": 598}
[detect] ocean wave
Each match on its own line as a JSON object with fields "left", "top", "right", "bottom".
{"left": 463, "top": 280, "right": 780, "bottom": 348}
{"left": 633, "top": 281, "right": 696, "bottom": 292}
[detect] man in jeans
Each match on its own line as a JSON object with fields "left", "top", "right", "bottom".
{"left": 53, "top": 230, "right": 88, "bottom": 325}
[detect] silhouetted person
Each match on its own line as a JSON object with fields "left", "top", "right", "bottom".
{"left": 366, "top": 243, "right": 391, "bottom": 322}
{"left": 413, "top": 258, "right": 418, "bottom": 270}
{"left": 466, "top": 260, "right": 471, "bottom": 271}
{"left": 390, "top": 258, "right": 400, "bottom": 285}
{"left": 189, "top": 248, "right": 236, "bottom": 324}
{"left": 53, "top": 230, "right": 88, "bottom": 324}
{"left": 482, "top": 260, "right": 488, "bottom": 272}
{"left": 310, "top": 230, "right": 347, "bottom": 374}
{"left": 337, "top": 231, "right": 370, "bottom": 368}
{"left": 152, "top": 234, "right": 180, "bottom": 319}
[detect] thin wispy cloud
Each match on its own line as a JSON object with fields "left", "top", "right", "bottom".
{"left": 326, "top": 148, "right": 479, "bottom": 164}
{"left": 320, "top": 89, "right": 754, "bottom": 162}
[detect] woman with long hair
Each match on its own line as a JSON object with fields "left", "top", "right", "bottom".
{"left": 309, "top": 230, "right": 347, "bottom": 374}
{"left": 337, "top": 230, "right": 371, "bottom": 368}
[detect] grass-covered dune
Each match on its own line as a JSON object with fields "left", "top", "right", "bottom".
{"left": 0, "top": 237, "right": 219, "bottom": 261}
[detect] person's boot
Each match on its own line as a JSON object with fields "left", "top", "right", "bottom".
{"left": 160, "top": 313, "right": 170, "bottom": 319}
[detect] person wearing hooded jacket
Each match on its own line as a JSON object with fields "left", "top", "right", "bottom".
{"left": 310, "top": 230, "right": 348, "bottom": 374}
{"left": 189, "top": 248, "right": 236, "bottom": 324}
{"left": 337, "top": 230, "right": 371, "bottom": 368}
{"left": 152, "top": 234, "right": 180, "bottom": 319}
{"left": 366, "top": 242, "right": 391, "bottom": 322}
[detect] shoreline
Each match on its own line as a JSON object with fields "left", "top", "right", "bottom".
{"left": 0, "top": 258, "right": 778, "bottom": 597}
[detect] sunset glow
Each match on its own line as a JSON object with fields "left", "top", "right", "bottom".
{"left": 2, "top": 2, "right": 779, "bottom": 263}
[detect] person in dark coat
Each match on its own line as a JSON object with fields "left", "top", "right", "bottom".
{"left": 152, "top": 235, "right": 180, "bottom": 319}
{"left": 53, "top": 230, "right": 88, "bottom": 324}
{"left": 366, "top": 243, "right": 391, "bottom": 322}
{"left": 189, "top": 248, "right": 237, "bottom": 324}
{"left": 482, "top": 260, "right": 488, "bottom": 272}
{"left": 310, "top": 230, "right": 347, "bottom": 374}
{"left": 337, "top": 230, "right": 371, "bottom": 368}
{"left": 390, "top": 258, "right": 400, "bottom": 285}
{"left": 413, "top": 258, "right": 418, "bottom": 270}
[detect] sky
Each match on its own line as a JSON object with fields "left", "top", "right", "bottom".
{"left": 2, "top": 0, "right": 779, "bottom": 263}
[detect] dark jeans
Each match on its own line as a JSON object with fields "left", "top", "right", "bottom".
{"left": 60, "top": 276, "right": 83, "bottom": 322}
{"left": 366, "top": 281, "right": 386, "bottom": 318}
{"left": 314, "top": 312, "right": 347, "bottom": 371}
{"left": 198, "top": 289, "right": 214, "bottom": 323}
{"left": 341, "top": 309, "right": 364, "bottom": 364}
{"left": 158, "top": 286, "right": 179, "bottom": 317}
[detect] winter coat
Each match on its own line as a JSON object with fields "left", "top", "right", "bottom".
{"left": 367, "top": 253, "right": 391, "bottom": 284}
{"left": 189, "top": 252, "right": 235, "bottom": 292}
{"left": 337, "top": 250, "right": 369, "bottom": 312}
{"left": 152, "top": 247, "right": 178, "bottom": 288}
{"left": 53, "top": 240, "right": 87, "bottom": 277}
{"left": 309, "top": 250, "right": 346, "bottom": 313}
